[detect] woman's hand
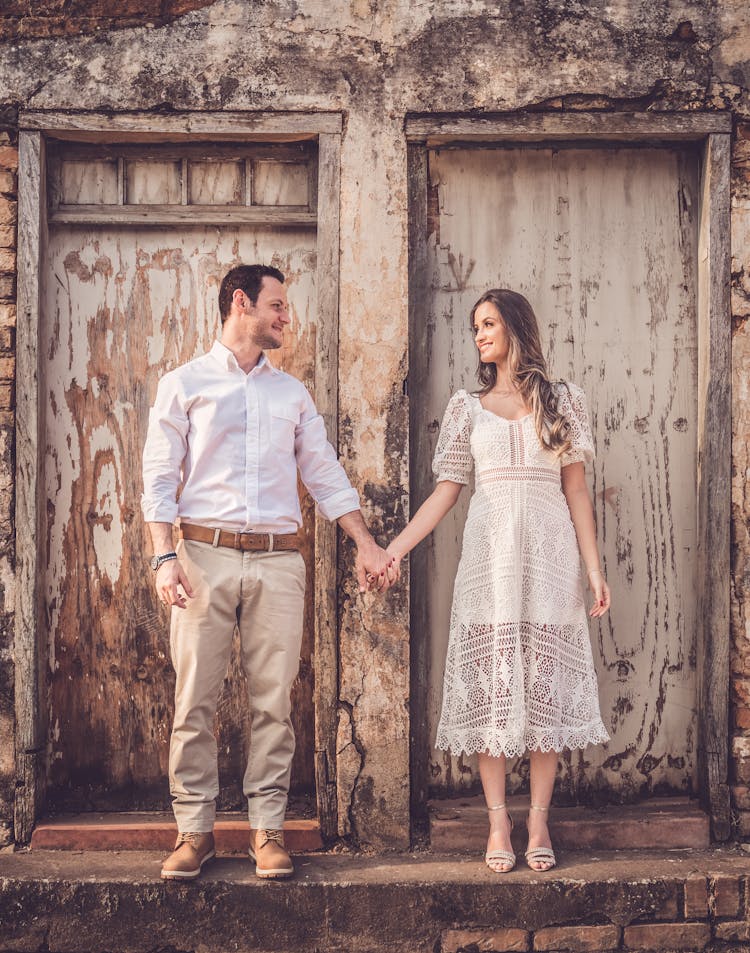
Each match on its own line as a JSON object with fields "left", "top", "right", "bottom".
{"left": 384, "top": 545, "right": 405, "bottom": 586}
{"left": 587, "top": 569, "right": 611, "bottom": 618}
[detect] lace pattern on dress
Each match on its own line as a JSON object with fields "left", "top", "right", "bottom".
{"left": 557, "top": 382, "right": 595, "bottom": 467}
{"left": 432, "top": 390, "right": 473, "bottom": 484}
{"left": 432, "top": 387, "right": 609, "bottom": 758}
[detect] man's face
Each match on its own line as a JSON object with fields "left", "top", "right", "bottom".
{"left": 240, "top": 276, "right": 290, "bottom": 350}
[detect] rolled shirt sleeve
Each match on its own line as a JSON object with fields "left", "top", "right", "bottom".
{"left": 295, "top": 389, "right": 360, "bottom": 521}
{"left": 141, "top": 373, "right": 189, "bottom": 523}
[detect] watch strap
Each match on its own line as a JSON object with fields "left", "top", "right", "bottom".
{"left": 152, "top": 551, "right": 177, "bottom": 571}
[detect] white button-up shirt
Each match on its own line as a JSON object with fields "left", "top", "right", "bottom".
{"left": 141, "top": 340, "right": 360, "bottom": 532}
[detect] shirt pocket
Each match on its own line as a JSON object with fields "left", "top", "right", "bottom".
{"left": 269, "top": 409, "right": 298, "bottom": 452}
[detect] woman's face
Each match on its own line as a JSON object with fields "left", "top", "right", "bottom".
{"left": 473, "top": 301, "right": 510, "bottom": 365}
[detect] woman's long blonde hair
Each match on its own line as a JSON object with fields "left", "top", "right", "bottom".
{"left": 470, "top": 289, "right": 571, "bottom": 456}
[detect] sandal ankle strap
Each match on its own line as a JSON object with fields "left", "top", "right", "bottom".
{"left": 487, "top": 802, "right": 507, "bottom": 812}
{"left": 529, "top": 803, "right": 549, "bottom": 812}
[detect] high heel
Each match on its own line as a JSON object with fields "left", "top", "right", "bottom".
{"left": 525, "top": 803, "right": 556, "bottom": 871}
{"left": 485, "top": 802, "right": 516, "bottom": 873}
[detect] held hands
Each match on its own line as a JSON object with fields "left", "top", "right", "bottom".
{"left": 587, "top": 568, "right": 611, "bottom": 618}
{"left": 155, "top": 558, "right": 194, "bottom": 609}
{"left": 357, "top": 540, "right": 401, "bottom": 594}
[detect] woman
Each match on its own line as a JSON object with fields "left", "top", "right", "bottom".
{"left": 387, "top": 289, "right": 610, "bottom": 872}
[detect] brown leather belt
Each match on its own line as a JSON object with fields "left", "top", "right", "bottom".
{"left": 180, "top": 523, "right": 299, "bottom": 552}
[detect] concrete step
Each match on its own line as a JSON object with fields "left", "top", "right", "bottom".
{"left": 29, "top": 811, "right": 322, "bottom": 853}
{"left": 429, "top": 795, "right": 710, "bottom": 852}
{"left": 1, "top": 846, "right": 748, "bottom": 953}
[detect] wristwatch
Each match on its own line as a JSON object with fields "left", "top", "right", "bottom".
{"left": 150, "top": 552, "right": 177, "bottom": 571}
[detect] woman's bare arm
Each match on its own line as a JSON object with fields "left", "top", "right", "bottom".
{"left": 386, "top": 481, "right": 464, "bottom": 564}
{"left": 560, "top": 462, "right": 610, "bottom": 618}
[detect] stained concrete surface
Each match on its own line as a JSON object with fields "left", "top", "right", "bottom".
{"left": 1, "top": 846, "right": 749, "bottom": 953}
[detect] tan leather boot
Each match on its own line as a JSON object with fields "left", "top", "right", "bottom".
{"left": 249, "top": 828, "right": 294, "bottom": 879}
{"left": 161, "top": 832, "right": 216, "bottom": 880}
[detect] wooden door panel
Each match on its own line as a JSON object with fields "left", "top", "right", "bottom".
{"left": 43, "top": 225, "right": 318, "bottom": 809}
{"left": 416, "top": 146, "right": 699, "bottom": 801}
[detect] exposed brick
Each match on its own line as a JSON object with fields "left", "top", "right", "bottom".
{"left": 732, "top": 785, "right": 750, "bottom": 811}
{"left": 59, "top": 16, "right": 112, "bottom": 36}
{"left": 0, "top": 18, "right": 18, "bottom": 41}
{"left": 0, "top": 277, "right": 15, "bottom": 300}
{"left": 0, "top": 148, "right": 18, "bottom": 172}
{"left": 0, "top": 249, "right": 15, "bottom": 274}
{"left": 0, "top": 410, "right": 14, "bottom": 427}
{"left": 0, "top": 171, "right": 15, "bottom": 195}
{"left": 0, "top": 226, "right": 15, "bottom": 249}
{"left": 733, "top": 678, "right": 750, "bottom": 707}
{"left": 167, "top": 0, "right": 213, "bottom": 14}
{"left": 67, "top": 0, "right": 140, "bottom": 14}
{"left": 533, "top": 924, "right": 620, "bottom": 952}
{"left": 0, "top": 328, "right": 15, "bottom": 351}
{"left": 710, "top": 874, "right": 741, "bottom": 918}
{"left": 0, "top": 305, "right": 16, "bottom": 327}
{"left": 623, "top": 922, "right": 710, "bottom": 950}
{"left": 442, "top": 928, "right": 529, "bottom": 952}
{"left": 714, "top": 920, "right": 750, "bottom": 942}
{"left": 652, "top": 890, "right": 680, "bottom": 921}
{"left": 736, "top": 707, "right": 750, "bottom": 730}
{"left": 0, "top": 1, "right": 30, "bottom": 13}
{"left": 14, "top": 16, "right": 66, "bottom": 38}
{"left": 0, "top": 200, "right": 16, "bottom": 227}
{"left": 0, "top": 384, "right": 14, "bottom": 410}
{"left": 0, "top": 358, "right": 16, "bottom": 381}
{"left": 737, "top": 811, "right": 750, "bottom": 837}
{"left": 683, "top": 875, "right": 709, "bottom": 919}
{"left": 29, "top": 0, "right": 67, "bottom": 12}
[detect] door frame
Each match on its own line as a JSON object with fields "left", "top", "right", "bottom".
{"left": 405, "top": 111, "right": 733, "bottom": 840}
{"left": 14, "top": 110, "right": 343, "bottom": 842}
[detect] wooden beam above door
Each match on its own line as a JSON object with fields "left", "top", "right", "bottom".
{"left": 405, "top": 111, "right": 732, "bottom": 144}
{"left": 19, "top": 110, "right": 343, "bottom": 142}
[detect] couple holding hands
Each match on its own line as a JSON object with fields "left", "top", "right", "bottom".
{"left": 141, "top": 263, "right": 610, "bottom": 882}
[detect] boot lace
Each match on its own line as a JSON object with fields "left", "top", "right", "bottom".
{"left": 257, "top": 829, "right": 285, "bottom": 849}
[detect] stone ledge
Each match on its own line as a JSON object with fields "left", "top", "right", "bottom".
{"left": 0, "top": 846, "right": 748, "bottom": 953}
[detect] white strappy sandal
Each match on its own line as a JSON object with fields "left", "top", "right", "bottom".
{"left": 525, "top": 803, "right": 557, "bottom": 871}
{"left": 484, "top": 802, "right": 516, "bottom": 873}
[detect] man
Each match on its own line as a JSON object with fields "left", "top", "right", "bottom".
{"left": 142, "top": 264, "right": 393, "bottom": 881}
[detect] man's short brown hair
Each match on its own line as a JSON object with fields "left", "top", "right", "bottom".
{"left": 218, "top": 264, "right": 285, "bottom": 324}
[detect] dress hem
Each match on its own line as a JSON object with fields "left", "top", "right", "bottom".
{"left": 435, "top": 722, "right": 610, "bottom": 759}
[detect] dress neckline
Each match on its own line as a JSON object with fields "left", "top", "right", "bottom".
{"left": 470, "top": 393, "right": 533, "bottom": 424}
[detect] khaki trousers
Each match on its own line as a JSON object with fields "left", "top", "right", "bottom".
{"left": 168, "top": 538, "right": 306, "bottom": 833}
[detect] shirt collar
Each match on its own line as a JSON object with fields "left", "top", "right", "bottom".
{"left": 209, "top": 340, "right": 279, "bottom": 375}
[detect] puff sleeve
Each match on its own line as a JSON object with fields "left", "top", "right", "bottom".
{"left": 558, "top": 382, "right": 595, "bottom": 467}
{"left": 432, "top": 390, "right": 474, "bottom": 484}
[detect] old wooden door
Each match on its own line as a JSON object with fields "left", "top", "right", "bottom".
{"left": 412, "top": 145, "right": 700, "bottom": 803}
{"left": 42, "top": 142, "right": 319, "bottom": 810}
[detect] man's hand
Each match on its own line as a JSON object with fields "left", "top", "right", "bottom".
{"left": 337, "top": 509, "right": 400, "bottom": 595}
{"left": 155, "top": 558, "right": 194, "bottom": 609}
{"left": 357, "top": 540, "right": 399, "bottom": 594}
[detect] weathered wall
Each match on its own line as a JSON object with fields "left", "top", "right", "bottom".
{"left": 730, "top": 121, "right": 750, "bottom": 837}
{"left": 0, "top": 131, "right": 16, "bottom": 848}
{"left": 0, "top": 0, "right": 748, "bottom": 849}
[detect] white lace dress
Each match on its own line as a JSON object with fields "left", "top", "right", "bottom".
{"left": 433, "top": 384, "right": 610, "bottom": 758}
